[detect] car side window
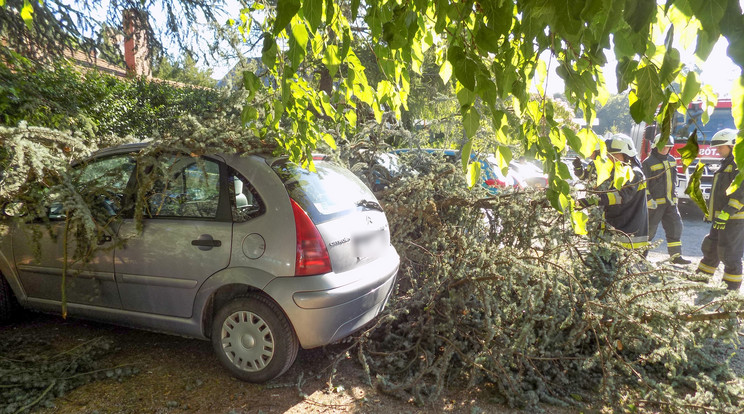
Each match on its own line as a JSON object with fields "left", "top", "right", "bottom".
{"left": 145, "top": 156, "right": 221, "bottom": 219}
{"left": 229, "top": 169, "right": 264, "bottom": 223}
{"left": 49, "top": 154, "right": 136, "bottom": 220}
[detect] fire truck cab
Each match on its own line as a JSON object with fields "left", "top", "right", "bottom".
{"left": 629, "top": 99, "right": 735, "bottom": 204}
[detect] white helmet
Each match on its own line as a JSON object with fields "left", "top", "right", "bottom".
{"left": 710, "top": 128, "right": 738, "bottom": 147}
{"left": 606, "top": 133, "right": 637, "bottom": 157}
{"left": 652, "top": 134, "right": 674, "bottom": 147}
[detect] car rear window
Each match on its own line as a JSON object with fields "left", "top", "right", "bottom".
{"left": 271, "top": 160, "right": 376, "bottom": 223}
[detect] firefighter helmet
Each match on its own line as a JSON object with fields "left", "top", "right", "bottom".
{"left": 605, "top": 133, "right": 638, "bottom": 157}
{"left": 710, "top": 128, "right": 738, "bottom": 147}
{"left": 652, "top": 134, "right": 674, "bottom": 147}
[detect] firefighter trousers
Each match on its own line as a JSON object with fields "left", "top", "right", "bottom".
{"left": 698, "top": 220, "right": 744, "bottom": 289}
{"left": 647, "top": 203, "right": 684, "bottom": 256}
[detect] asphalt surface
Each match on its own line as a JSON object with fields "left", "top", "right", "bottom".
{"left": 648, "top": 201, "right": 710, "bottom": 261}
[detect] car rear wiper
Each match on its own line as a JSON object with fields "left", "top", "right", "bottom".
{"left": 356, "top": 199, "right": 384, "bottom": 212}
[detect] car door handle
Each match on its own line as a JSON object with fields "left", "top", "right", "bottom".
{"left": 191, "top": 235, "right": 222, "bottom": 251}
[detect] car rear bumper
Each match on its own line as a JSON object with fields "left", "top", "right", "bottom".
{"left": 263, "top": 246, "right": 399, "bottom": 349}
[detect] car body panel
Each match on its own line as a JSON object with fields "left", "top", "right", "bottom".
{"left": 0, "top": 144, "right": 400, "bottom": 358}
{"left": 12, "top": 221, "right": 122, "bottom": 308}
{"left": 115, "top": 219, "right": 233, "bottom": 317}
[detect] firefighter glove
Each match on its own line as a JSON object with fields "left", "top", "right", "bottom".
{"left": 714, "top": 211, "right": 730, "bottom": 230}
{"left": 577, "top": 197, "right": 597, "bottom": 209}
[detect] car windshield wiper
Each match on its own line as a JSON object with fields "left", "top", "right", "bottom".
{"left": 356, "top": 199, "right": 384, "bottom": 212}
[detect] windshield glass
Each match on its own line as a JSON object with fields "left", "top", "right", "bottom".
{"left": 271, "top": 160, "right": 377, "bottom": 223}
{"left": 674, "top": 106, "right": 735, "bottom": 144}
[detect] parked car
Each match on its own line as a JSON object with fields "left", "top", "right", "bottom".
{"left": 392, "top": 148, "right": 521, "bottom": 194}
{"left": 0, "top": 143, "right": 400, "bottom": 382}
{"left": 508, "top": 160, "right": 548, "bottom": 188}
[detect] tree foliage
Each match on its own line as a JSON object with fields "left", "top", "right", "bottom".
{"left": 229, "top": 0, "right": 744, "bottom": 228}
{"left": 339, "top": 143, "right": 744, "bottom": 412}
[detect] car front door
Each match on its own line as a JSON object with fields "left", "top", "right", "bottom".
{"left": 12, "top": 154, "right": 135, "bottom": 309}
{"left": 114, "top": 154, "right": 232, "bottom": 318}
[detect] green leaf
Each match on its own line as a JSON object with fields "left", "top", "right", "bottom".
{"left": 623, "top": 0, "right": 655, "bottom": 32}
{"left": 659, "top": 47, "right": 680, "bottom": 85}
{"left": 289, "top": 22, "right": 309, "bottom": 70}
{"left": 659, "top": 102, "right": 679, "bottom": 148}
{"left": 462, "top": 106, "right": 481, "bottom": 139}
{"left": 688, "top": 0, "right": 727, "bottom": 31}
{"left": 728, "top": 132, "right": 744, "bottom": 195}
{"left": 457, "top": 86, "right": 475, "bottom": 107}
{"left": 685, "top": 162, "right": 709, "bottom": 217}
{"left": 322, "top": 133, "right": 337, "bottom": 150}
{"left": 448, "top": 46, "right": 476, "bottom": 91}
{"left": 242, "top": 71, "right": 261, "bottom": 100}
{"left": 273, "top": 0, "right": 301, "bottom": 35}
{"left": 681, "top": 71, "right": 701, "bottom": 106}
{"left": 241, "top": 105, "right": 258, "bottom": 125}
{"left": 613, "top": 163, "right": 632, "bottom": 190}
{"left": 732, "top": 75, "right": 744, "bottom": 130}
{"left": 678, "top": 130, "right": 699, "bottom": 168}
{"left": 323, "top": 45, "right": 341, "bottom": 78}
{"left": 439, "top": 60, "right": 453, "bottom": 85}
{"left": 261, "top": 36, "right": 278, "bottom": 69}
{"left": 350, "top": 0, "right": 360, "bottom": 20}
{"left": 303, "top": 0, "right": 323, "bottom": 32}
{"left": 21, "top": 0, "right": 33, "bottom": 30}
{"left": 461, "top": 139, "right": 473, "bottom": 172}
{"left": 571, "top": 210, "right": 589, "bottom": 235}
{"left": 475, "top": 24, "right": 500, "bottom": 54}
{"left": 630, "top": 65, "right": 664, "bottom": 123}
{"left": 466, "top": 160, "right": 481, "bottom": 189}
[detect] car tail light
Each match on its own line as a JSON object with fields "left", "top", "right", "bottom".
{"left": 485, "top": 178, "right": 506, "bottom": 188}
{"left": 290, "top": 199, "right": 332, "bottom": 276}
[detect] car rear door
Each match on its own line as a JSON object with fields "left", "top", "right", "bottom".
{"left": 114, "top": 154, "right": 233, "bottom": 318}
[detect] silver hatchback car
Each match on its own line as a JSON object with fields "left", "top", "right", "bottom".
{"left": 0, "top": 143, "right": 399, "bottom": 382}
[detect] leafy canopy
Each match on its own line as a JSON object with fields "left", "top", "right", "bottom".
{"left": 231, "top": 0, "right": 744, "bottom": 230}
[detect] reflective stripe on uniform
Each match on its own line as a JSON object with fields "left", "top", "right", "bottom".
{"left": 725, "top": 165, "right": 734, "bottom": 173}
{"left": 667, "top": 241, "right": 681, "bottom": 247}
{"left": 650, "top": 164, "right": 664, "bottom": 171}
{"left": 607, "top": 192, "right": 620, "bottom": 205}
{"left": 732, "top": 211, "right": 744, "bottom": 219}
{"left": 665, "top": 161, "right": 673, "bottom": 202}
{"left": 723, "top": 272, "right": 743, "bottom": 283}
{"left": 655, "top": 198, "right": 666, "bottom": 205}
{"left": 728, "top": 199, "right": 744, "bottom": 210}
{"left": 620, "top": 241, "right": 649, "bottom": 249}
{"left": 697, "top": 262, "right": 717, "bottom": 274}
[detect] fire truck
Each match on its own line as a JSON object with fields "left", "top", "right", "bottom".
{"left": 629, "top": 98, "right": 736, "bottom": 204}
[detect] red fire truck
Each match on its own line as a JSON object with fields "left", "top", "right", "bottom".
{"left": 630, "top": 98, "right": 736, "bottom": 204}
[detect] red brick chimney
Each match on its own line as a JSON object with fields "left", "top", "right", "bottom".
{"left": 123, "top": 9, "right": 151, "bottom": 77}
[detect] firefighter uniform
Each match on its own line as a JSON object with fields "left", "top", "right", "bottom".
{"left": 642, "top": 149, "right": 686, "bottom": 260}
{"left": 697, "top": 153, "right": 744, "bottom": 289}
{"left": 598, "top": 159, "right": 649, "bottom": 250}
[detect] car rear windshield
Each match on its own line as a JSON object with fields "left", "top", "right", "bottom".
{"left": 271, "top": 160, "right": 377, "bottom": 223}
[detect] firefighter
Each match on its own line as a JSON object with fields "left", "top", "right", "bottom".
{"left": 578, "top": 133, "right": 649, "bottom": 250}
{"left": 696, "top": 128, "right": 744, "bottom": 290}
{"left": 642, "top": 134, "right": 691, "bottom": 264}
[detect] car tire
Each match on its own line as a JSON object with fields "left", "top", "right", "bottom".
{"left": 0, "top": 275, "right": 20, "bottom": 323}
{"left": 211, "top": 294, "right": 299, "bottom": 382}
